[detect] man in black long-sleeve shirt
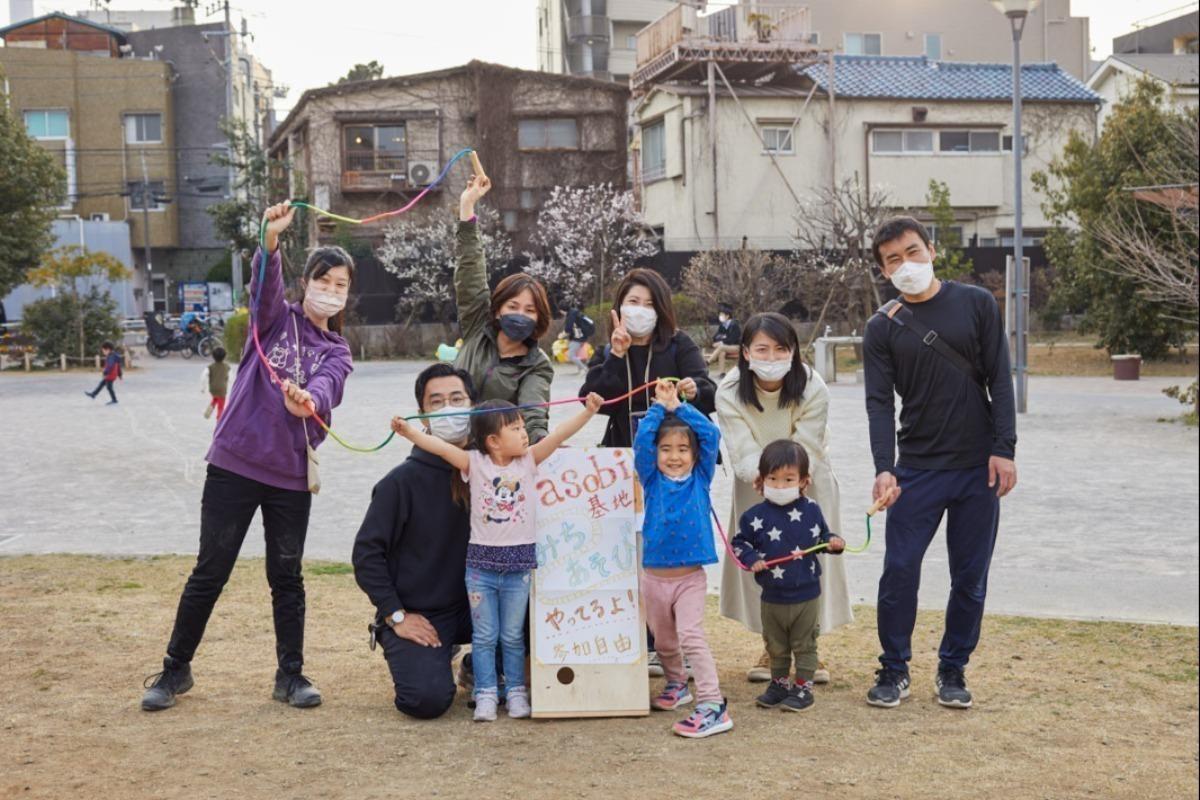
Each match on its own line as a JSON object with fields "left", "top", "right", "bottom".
{"left": 351, "top": 364, "right": 476, "bottom": 719}
{"left": 863, "top": 217, "right": 1017, "bottom": 711}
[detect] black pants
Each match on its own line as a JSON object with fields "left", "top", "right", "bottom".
{"left": 877, "top": 465, "right": 1000, "bottom": 673}
{"left": 167, "top": 464, "right": 312, "bottom": 673}
{"left": 89, "top": 379, "right": 116, "bottom": 402}
{"left": 378, "top": 606, "right": 472, "bottom": 719}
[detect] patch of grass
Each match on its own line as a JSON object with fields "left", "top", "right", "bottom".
{"left": 96, "top": 579, "right": 143, "bottom": 592}
{"left": 307, "top": 562, "right": 353, "bottom": 576}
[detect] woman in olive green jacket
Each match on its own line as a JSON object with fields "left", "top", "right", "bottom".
{"left": 453, "top": 175, "right": 555, "bottom": 441}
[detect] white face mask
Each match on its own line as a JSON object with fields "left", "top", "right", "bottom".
{"left": 748, "top": 357, "right": 792, "bottom": 382}
{"left": 304, "top": 287, "right": 347, "bottom": 319}
{"left": 889, "top": 260, "right": 935, "bottom": 296}
{"left": 620, "top": 305, "right": 657, "bottom": 337}
{"left": 763, "top": 485, "right": 801, "bottom": 506}
{"left": 426, "top": 410, "right": 471, "bottom": 443}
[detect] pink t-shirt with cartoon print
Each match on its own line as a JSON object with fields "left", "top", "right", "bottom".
{"left": 462, "top": 450, "right": 538, "bottom": 572}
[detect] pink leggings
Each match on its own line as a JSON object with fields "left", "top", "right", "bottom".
{"left": 641, "top": 569, "right": 721, "bottom": 704}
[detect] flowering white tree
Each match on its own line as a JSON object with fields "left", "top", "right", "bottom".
{"left": 379, "top": 205, "right": 511, "bottom": 331}
{"left": 527, "top": 183, "right": 658, "bottom": 309}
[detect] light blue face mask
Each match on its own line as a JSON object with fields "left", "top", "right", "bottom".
{"left": 664, "top": 471, "right": 693, "bottom": 483}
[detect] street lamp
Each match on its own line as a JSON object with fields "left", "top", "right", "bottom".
{"left": 990, "top": 0, "right": 1038, "bottom": 414}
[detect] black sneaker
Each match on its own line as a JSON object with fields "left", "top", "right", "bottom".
{"left": 935, "top": 665, "right": 973, "bottom": 708}
{"left": 781, "top": 679, "right": 815, "bottom": 712}
{"left": 755, "top": 677, "right": 790, "bottom": 708}
{"left": 866, "top": 668, "right": 911, "bottom": 708}
{"left": 141, "top": 657, "right": 193, "bottom": 711}
{"left": 273, "top": 670, "right": 323, "bottom": 708}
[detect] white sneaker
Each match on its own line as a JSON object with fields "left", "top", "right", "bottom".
{"left": 648, "top": 651, "right": 664, "bottom": 677}
{"left": 813, "top": 662, "right": 831, "bottom": 685}
{"left": 473, "top": 692, "right": 498, "bottom": 722}
{"left": 746, "top": 649, "right": 771, "bottom": 683}
{"left": 507, "top": 687, "right": 531, "bottom": 719}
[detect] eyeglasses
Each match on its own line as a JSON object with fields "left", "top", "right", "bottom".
{"left": 425, "top": 393, "right": 471, "bottom": 412}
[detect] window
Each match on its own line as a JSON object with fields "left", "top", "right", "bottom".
{"left": 641, "top": 120, "right": 666, "bottom": 181}
{"left": 927, "top": 224, "right": 965, "bottom": 247}
{"left": 871, "top": 129, "right": 933, "bottom": 154}
{"left": 23, "top": 109, "right": 69, "bottom": 140}
{"left": 518, "top": 118, "right": 579, "bottom": 150}
{"left": 502, "top": 210, "right": 519, "bottom": 232}
{"left": 939, "top": 130, "right": 1002, "bottom": 153}
{"left": 760, "top": 125, "right": 793, "bottom": 154}
{"left": 924, "top": 33, "right": 942, "bottom": 60}
{"left": 804, "top": 32, "right": 820, "bottom": 45}
{"left": 343, "top": 124, "right": 407, "bottom": 171}
{"left": 127, "top": 180, "right": 167, "bottom": 211}
{"left": 519, "top": 189, "right": 539, "bottom": 210}
{"left": 844, "top": 33, "right": 881, "bottom": 55}
{"left": 626, "top": 34, "right": 637, "bottom": 49}
{"left": 125, "top": 113, "right": 162, "bottom": 144}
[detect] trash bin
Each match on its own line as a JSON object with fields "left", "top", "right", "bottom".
{"left": 1111, "top": 354, "right": 1142, "bottom": 381}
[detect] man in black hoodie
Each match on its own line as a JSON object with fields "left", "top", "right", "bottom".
{"left": 352, "top": 363, "right": 476, "bottom": 719}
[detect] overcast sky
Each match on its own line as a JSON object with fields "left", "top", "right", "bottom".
{"left": 3, "top": 0, "right": 1197, "bottom": 118}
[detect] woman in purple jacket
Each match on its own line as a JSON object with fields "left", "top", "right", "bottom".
{"left": 141, "top": 202, "right": 354, "bottom": 712}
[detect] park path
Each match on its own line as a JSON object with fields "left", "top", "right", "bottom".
{"left": 1, "top": 358, "right": 1196, "bottom": 624}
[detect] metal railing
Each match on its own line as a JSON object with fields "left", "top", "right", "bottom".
{"left": 636, "top": 2, "right": 812, "bottom": 66}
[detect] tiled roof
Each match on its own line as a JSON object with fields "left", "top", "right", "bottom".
{"left": 0, "top": 11, "right": 127, "bottom": 41}
{"left": 799, "top": 55, "right": 1100, "bottom": 103}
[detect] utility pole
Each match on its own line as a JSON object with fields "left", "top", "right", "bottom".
{"left": 206, "top": 1, "right": 242, "bottom": 304}
{"left": 139, "top": 149, "right": 154, "bottom": 314}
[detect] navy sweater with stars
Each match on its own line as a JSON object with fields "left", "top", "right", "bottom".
{"left": 731, "top": 497, "right": 837, "bottom": 604}
{"left": 633, "top": 402, "right": 720, "bottom": 569}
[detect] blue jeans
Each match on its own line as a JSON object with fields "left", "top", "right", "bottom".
{"left": 876, "top": 464, "right": 1000, "bottom": 673}
{"left": 465, "top": 567, "right": 531, "bottom": 694}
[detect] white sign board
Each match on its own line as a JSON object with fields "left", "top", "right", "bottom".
{"left": 532, "top": 447, "right": 641, "bottom": 665}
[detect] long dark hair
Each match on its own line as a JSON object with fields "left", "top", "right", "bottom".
{"left": 612, "top": 268, "right": 676, "bottom": 351}
{"left": 469, "top": 399, "right": 523, "bottom": 455}
{"left": 736, "top": 312, "right": 808, "bottom": 412}
{"left": 302, "top": 246, "right": 355, "bottom": 334}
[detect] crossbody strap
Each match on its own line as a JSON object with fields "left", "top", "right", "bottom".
{"left": 876, "top": 299, "right": 985, "bottom": 388}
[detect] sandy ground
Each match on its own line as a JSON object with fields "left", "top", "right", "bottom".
{"left": 0, "top": 555, "right": 1195, "bottom": 800}
{"left": 2, "top": 358, "right": 1197, "bottom": 624}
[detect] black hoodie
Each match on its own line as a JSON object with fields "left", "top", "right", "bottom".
{"left": 352, "top": 447, "right": 470, "bottom": 620}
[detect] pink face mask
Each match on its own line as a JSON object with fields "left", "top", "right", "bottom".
{"left": 303, "top": 287, "right": 346, "bottom": 319}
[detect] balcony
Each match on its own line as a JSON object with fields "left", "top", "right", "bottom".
{"left": 340, "top": 148, "right": 440, "bottom": 194}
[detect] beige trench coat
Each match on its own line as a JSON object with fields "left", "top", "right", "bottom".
{"left": 715, "top": 366, "right": 854, "bottom": 635}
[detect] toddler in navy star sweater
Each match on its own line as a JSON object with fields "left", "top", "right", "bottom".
{"left": 731, "top": 440, "right": 844, "bottom": 712}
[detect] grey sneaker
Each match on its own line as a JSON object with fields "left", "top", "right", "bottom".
{"left": 273, "top": 670, "right": 322, "bottom": 708}
{"left": 866, "top": 668, "right": 911, "bottom": 708}
{"left": 782, "top": 679, "right": 815, "bottom": 712}
{"left": 141, "top": 657, "right": 193, "bottom": 711}
{"left": 507, "top": 687, "right": 531, "bottom": 719}
{"left": 474, "top": 691, "right": 498, "bottom": 722}
{"left": 813, "top": 661, "right": 831, "bottom": 685}
{"left": 648, "top": 651, "right": 664, "bottom": 677}
{"left": 755, "top": 677, "right": 790, "bottom": 708}
{"left": 936, "top": 665, "right": 973, "bottom": 708}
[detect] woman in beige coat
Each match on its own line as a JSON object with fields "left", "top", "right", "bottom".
{"left": 716, "top": 313, "right": 853, "bottom": 683}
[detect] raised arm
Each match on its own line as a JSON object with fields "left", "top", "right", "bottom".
{"left": 454, "top": 175, "right": 493, "bottom": 340}
{"left": 632, "top": 401, "right": 667, "bottom": 486}
{"left": 673, "top": 402, "right": 720, "bottom": 483}
{"left": 250, "top": 202, "right": 296, "bottom": 331}
{"left": 390, "top": 416, "right": 470, "bottom": 473}
{"left": 531, "top": 392, "right": 603, "bottom": 465}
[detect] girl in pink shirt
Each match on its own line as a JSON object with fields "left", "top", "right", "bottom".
{"left": 392, "top": 393, "right": 602, "bottom": 720}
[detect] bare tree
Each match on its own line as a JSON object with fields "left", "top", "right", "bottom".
{"left": 791, "top": 174, "right": 894, "bottom": 345}
{"left": 681, "top": 247, "right": 802, "bottom": 323}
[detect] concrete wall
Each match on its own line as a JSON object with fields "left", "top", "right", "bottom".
{"left": 637, "top": 88, "right": 1097, "bottom": 251}
{"left": 1, "top": 220, "right": 137, "bottom": 321}
{"left": 1090, "top": 61, "right": 1200, "bottom": 129}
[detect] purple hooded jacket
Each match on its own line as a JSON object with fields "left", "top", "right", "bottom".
{"left": 207, "top": 248, "right": 354, "bottom": 491}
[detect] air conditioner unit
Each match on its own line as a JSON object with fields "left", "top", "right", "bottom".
{"left": 408, "top": 161, "right": 437, "bottom": 186}
{"left": 90, "top": 213, "right": 111, "bottom": 222}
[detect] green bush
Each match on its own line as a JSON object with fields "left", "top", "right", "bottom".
{"left": 223, "top": 309, "right": 249, "bottom": 363}
{"left": 21, "top": 288, "right": 121, "bottom": 362}
{"left": 206, "top": 252, "right": 232, "bottom": 283}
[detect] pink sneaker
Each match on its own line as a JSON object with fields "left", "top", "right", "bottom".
{"left": 651, "top": 681, "right": 693, "bottom": 710}
{"left": 673, "top": 700, "right": 733, "bottom": 739}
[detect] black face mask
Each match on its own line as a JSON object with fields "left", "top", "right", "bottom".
{"left": 498, "top": 313, "right": 536, "bottom": 342}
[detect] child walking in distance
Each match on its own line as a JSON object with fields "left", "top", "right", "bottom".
{"left": 731, "top": 440, "right": 845, "bottom": 712}
{"left": 633, "top": 379, "right": 732, "bottom": 739}
{"left": 85, "top": 341, "right": 122, "bottom": 404}
{"left": 201, "top": 347, "right": 231, "bottom": 420}
{"left": 391, "top": 392, "right": 604, "bottom": 721}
